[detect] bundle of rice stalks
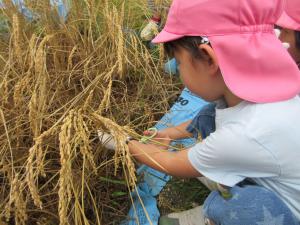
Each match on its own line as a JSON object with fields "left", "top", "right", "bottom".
{"left": 0, "top": 0, "right": 177, "bottom": 224}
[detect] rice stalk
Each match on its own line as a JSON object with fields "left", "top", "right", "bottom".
{"left": 58, "top": 110, "right": 75, "bottom": 225}
{"left": 91, "top": 113, "right": 137, "bottom": 188}
{"left": 0, "top": 0, "right": 176, "bottom": 223}
{"left": 11, "top": 14, "right": 24, "bottom": 65}
{"left": 6, "top": 174, "right": 27, "bottom": 225}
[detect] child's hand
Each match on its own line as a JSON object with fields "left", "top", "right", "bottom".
{"left": 143, "top": 129, "right": 172, "bottom": 150}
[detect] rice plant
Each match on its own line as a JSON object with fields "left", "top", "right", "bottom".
{"left": 0, "top": 0, "right": 177, "bottom": 224}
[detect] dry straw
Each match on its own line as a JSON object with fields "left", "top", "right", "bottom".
{"left": 0, "top": 0, "right": 175, "bottom": 224}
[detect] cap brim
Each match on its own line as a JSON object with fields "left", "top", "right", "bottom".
{"left": 152, "top": 29, "right": 184, "bottom": 44}
{"left": 277, "top": 11, "right": 300, "bottom": 31}
{"left": 209, "top": 33, "right": 300, "bottom": 103}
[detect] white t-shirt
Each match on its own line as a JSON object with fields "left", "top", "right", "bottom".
{"left": 188, "top": 96, "right": 300, "bottom": 220}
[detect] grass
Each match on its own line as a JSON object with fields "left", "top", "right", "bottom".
{"left": 158, "top": 178, "right": 210, "bottom": 216}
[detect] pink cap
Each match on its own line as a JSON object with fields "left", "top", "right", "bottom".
{"left": 153, "top": 0, "right": 300, "bottom": 103}
{"left": 277, "top": 0, "right": 300, "bottom": 31}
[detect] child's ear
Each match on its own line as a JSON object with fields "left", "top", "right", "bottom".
{"left": 198, "top": 44, "right": 219, "bottom": 73}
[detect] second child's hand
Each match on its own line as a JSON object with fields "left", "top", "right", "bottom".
{"left": 143, "top": 129, "right": 172, "bottom": 150}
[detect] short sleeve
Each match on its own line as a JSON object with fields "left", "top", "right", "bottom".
{"left": 186, "top": 103, "right": 216, "bottom": 139}
{"left": 188, "top": 124, "right": 280, "bottom": 187}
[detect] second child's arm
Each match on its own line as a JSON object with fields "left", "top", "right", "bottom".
{"left": 143, "top": 120, "right": 193, "bottom": 149}
{"left": 145, "top": 120, "right": 193, "bottom": 141}
{"left": 160, "top": 120, "right": 193, "bottom": 140}
{"left": 128, "top": 140, "right": 202, "bottom": 178}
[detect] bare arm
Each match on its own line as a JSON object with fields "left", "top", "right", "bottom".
{"left": 160, "top": 120, "right": 193, "bottom": 140}
{"left": 128, "top": 140, "right": 202, "bottom": 178}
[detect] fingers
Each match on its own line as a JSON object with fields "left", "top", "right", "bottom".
{"left": 143, "top": 130, "right": 155, "bottom": 136}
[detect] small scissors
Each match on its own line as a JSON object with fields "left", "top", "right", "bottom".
{"left": 139, "top": 127, "right": 158, "bottom": 144}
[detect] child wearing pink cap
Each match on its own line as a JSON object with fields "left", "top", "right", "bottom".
{"left": 276, "top": 0, "right": 300, "bottom": 68}
{"left": 123, "top": 0, "right": 300, "bottom": 224}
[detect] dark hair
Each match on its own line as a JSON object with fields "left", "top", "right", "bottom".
{"left": 164, "top": 36, "right": 209, "bottom": 60}
{"left": 295, "top": 31, "right": 300, "bottom": 49}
